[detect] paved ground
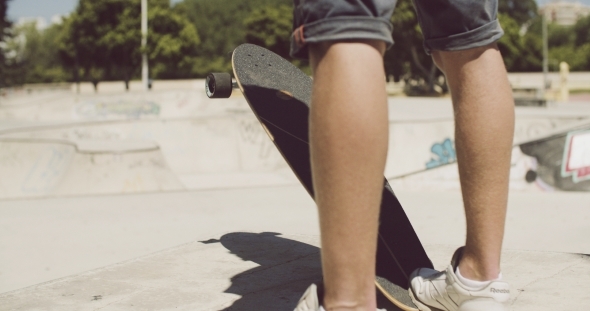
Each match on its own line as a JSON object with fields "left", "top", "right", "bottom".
{"left": 1, "top": 233, "right": 588, "bottom": 311}
{"left": 1, "top": 87, "right": 589, "bottom": 310}
{"left": 1, "top": 186, "right": 589, "bottom": 309}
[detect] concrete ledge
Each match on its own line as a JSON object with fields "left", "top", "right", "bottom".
{"left": 0, "top": 137, "right": 159, "bottom": 153}
{"left": 1, "top": 233, "right": 588, "bottom": 310}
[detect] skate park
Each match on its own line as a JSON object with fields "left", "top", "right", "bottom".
{"left": 0, "top": 78, "right": 589, "bottom": 310}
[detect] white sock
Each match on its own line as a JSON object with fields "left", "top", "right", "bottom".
{"left": 456, "top": 266, "right": 502, "bottom": 290}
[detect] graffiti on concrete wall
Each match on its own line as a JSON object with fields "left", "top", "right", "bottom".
{"left": 426, "top": 138, "right": 456, "bottom": 169}
{"left": 76, "top": 100, "right": 161, "bottom": 119}
{"left": 520, "top": 128, "right": 590, "bottom": 191}
{"left": 22, "top": 146, "right": 73, "bottom": 194}
{"left": 239, "top": 119, "right": 276, "bottom": 160}
{"left": 237, "top": 118, "right": 287, "bottom": 172}
{"left": 561, "top": 130, "right": 590, "bottom": 183}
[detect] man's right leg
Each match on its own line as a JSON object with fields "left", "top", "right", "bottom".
{"left": 432, "top": 44, "right": 515, "bottom": 282}
{"left": 410, "top": 44, "right": 514, "bottom": 311}
{"left": 408, "top": 0, "right": 514, "bottom": 308}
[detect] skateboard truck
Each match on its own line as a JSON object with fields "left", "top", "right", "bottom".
{"left": 206, "top": 73, "right": 239, "bottom": 98}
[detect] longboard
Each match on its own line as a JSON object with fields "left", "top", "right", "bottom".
{"left": 206, "top": 43, "right": 433, "bottom": 311}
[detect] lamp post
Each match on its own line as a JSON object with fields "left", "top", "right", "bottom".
{"left": 141, "top": 0, "right": 149, "bottom": 91}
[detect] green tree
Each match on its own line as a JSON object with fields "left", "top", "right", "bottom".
{"left": 177, "top": 0, "right": 290, "bottom": 76}
{"left": 147, "top": 2, "right": 200, "bottom": 79}
{"left": 498, "top": 0, "right": 538, "bottom": 26}
{"left": 58, "top": 0, "right": 199, "bottom": 91}
{"left": 1, "top": 0, "right": 12, "bottom": 87}
{"left": 385, "top": 0, "right": 445, "bottom": 95}
{"left": 548, "top": 23, "right": 575, "bottom": 47}
{"left": 58, "top": 0, "right": 110, "bottom": 91}
{"left": 244, "top": 5, "right": 292, "bottom": 60}
{"left": 8, "top": 22, "right": 70, "bottom": 83}
{"left": 516, "top": 29, "right": 543, "bottom": 71}
{"left": 496, "top": 13, "right": 543, "bottom": 72}
{"left": 549, "top": 44, "right": 590, "bottom": 71}
{"left": 496, "top": 0, "right": 545, "bottom": 72}
{"left": 0, "top": 0, "right": 7, "bottom": 41}
{"left": 547, "top": 15, "right": 590, "bottom": 71}
{"left": 573, "top": 15, "right": 590, "bottom": 47}
{"left": 497, "top": 14, "right": 522, "bottom": 70}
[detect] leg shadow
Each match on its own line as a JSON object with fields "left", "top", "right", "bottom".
{"left": 207, "top": 232, "right": 321, "bottom": 310}
{"left": 206, "top": 232, "right": 402, "bottom": 311}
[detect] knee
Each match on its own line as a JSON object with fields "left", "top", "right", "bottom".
{"left": 431, "top": 43, "right": 499, "bottom": 74}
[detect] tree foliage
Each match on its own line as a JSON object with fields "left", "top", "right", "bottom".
{"left": 547, "top": 15, "right": 590, "bottom": 71}
{"left": 58, "top": 0, "right": 199, "bottom": 90}
{"left": 573, "top": 15, "right": 590, "bottom": 47}
{"left": 498, "top": 0, "right": 538, "bottom": 26}
{"left": 497, "top": 14, "right": 542, "bottom": 72}
{"left": 3, "top": 0, "right": 589, "bottom": 88}
{"left": 176, "top": 0, "right": 291, "bottom": 75}
{"left": 148, "top": 3, "right": 200, "bottom": 79}
{"left": 10, "top": 22, "right": 70, "bottom": 83}
{"left": 1, "top": 0, "right": 12, "bottom": 87}
{"left": 384, "top": 0, "right": 445, "bottom": 95}
{"left": 244, "top": 5, "right": 292, "bottom": 60}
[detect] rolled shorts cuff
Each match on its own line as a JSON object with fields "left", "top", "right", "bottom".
{"left": 423, "top": 19, "right": 504, "bottom": 54}
{"left": 290, "top": 16, "right": 394, "bottom": 60}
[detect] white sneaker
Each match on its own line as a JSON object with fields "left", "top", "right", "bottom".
{"left": 409, "top": 248, "right": 510, "bottom": 311}
{"left": 294, "top": 284, "right": 387, "bottom": 311}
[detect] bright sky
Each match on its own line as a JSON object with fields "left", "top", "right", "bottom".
{"left": 6, "top": 0, "right": 590, "bottom": 25}
{"left": 6, "top": 0, "right": 183, "bottom": 24}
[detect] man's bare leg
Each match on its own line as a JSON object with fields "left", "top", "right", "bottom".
{"left": 432, "top": 43, "right": 515, "bottom": 281}
{"left": 308, "top": 40, "right": 388, "bottom": 310}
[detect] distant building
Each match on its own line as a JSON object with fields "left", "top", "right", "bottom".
{"left": 539, "top": 1, "right": 590, "bottom": 26}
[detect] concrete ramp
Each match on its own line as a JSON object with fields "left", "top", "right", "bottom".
{"left": 391, "top": 119, "right": 590, "bottom": 192}
{"left": 0, "top": 138, "right": 184, "bottom": 200}
{"left": 0, "top": 233, "right": 587, "bottom": 311}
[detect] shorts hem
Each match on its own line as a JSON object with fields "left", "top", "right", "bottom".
{"left": 290, "top": 16, "right": 393, "bottom": 60}
{"left": 423, "top": 19, "right": 504, "bottom": 54}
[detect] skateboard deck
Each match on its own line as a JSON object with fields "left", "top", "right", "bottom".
{"left": 206, "top": 43, "right": 433, "bottom": 311}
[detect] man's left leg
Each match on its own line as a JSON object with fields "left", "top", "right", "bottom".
{"left": 290, "top": 1, "right": 396, "bottom": 310}
{"left": 308, "top": 40, "right": 389, "bottom": 311}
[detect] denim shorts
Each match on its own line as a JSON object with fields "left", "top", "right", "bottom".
{"left": 290, "top": 0, "right": 504, "bottom": 59}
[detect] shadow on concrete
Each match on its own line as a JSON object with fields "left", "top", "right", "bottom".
{"left": 203, "top": 232, "right": 321, "bottom": 310}
{"left": 204, "top": 232, "right": 401, "bottom": 311}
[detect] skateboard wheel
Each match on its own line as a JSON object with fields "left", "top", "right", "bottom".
{"left": 525, "top": 170, "right": 537, "bottom": 183}
{"left": 206, "top": 73, "right": 233, "bottom": 98}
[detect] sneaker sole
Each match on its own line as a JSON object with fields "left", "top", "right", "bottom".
{"left": 408, "top": 286, "right": 445, "bottom": 311}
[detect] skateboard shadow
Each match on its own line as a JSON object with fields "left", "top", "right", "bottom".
{"left": 209, "top": 232, "right": 322, "bottom": 311}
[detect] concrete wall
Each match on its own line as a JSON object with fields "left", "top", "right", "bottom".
{"left": 2, "top": 87, "right": 589, "bottom": 199}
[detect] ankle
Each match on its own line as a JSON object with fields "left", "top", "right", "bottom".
{"left": 322, "top": 302, "right": 375, "bottom": 311}
{"left": 457, "top": 253, "right": 501, "bottom": 281}
{"left": 323, "top": 293, "right": 376, "bottom": 311}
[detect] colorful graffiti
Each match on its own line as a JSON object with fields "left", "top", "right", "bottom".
{"left": 426, "top": 138, "right": 456, "bottom": 169}
{"left": 76, "top": 100, "right": 161, "bottom": 119}
{"left": 21, "top": 146, "right": 73, "bottom": 194}
{"left": 561, "top": 130, "right": 590, "bottom": 183}
{"left": 520, "top": 128, "right": 590, "bottom": 191}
